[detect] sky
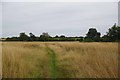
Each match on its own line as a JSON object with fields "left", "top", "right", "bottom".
{"left": 0, "top": 2, "right": 2, "bottom": 38}
{"left": 1, "top": 0, "right": 120, "bottom": 2}
{"left": 2, "top": 2, "right": 118, "bottom": 38}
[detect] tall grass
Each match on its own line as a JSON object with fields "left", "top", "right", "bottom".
{"left": 0, "top": 42, "right": 2, "bottom": 78}
{"left": 3, "top": 42, "right": 50, "bottom": 78}
{"left": 2, "top": 42, "right": 118, "bottom": 78}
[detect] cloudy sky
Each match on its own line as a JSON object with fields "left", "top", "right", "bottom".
{"left": 2, "top": 2, "right": 118, "bottom": 38}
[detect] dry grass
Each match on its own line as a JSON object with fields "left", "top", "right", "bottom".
{"left": 0, "top": 42, "right": 2, "bottom": 78}
{"left": 2, "top": 42, "right": 118, "bottom": 78}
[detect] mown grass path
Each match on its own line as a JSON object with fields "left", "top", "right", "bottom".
{"left": 45, "top": 45, "right": 58, "bottom": 78}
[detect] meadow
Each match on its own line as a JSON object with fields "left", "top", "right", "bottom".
{"left": 0, "top": 42, "right": 2, "bottom": 78}
{"left": 2, "top": 42, "right": 118, "bottom": 78}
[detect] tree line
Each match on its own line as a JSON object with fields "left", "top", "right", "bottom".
{"left": 4, "top": 23, "right": 120, "bottom": 42}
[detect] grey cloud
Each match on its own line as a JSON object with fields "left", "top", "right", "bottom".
{"left": 2, "top": 2, "right": 118, "bottom": 37}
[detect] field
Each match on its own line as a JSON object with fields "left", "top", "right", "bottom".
{"left": 2, "top": 42, "right": 118, "bottom": 78}
{"left": 0, "top": 42, "right": 1, "bottom": 78}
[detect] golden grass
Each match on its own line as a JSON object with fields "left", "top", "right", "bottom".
{"left": 2, "top": 42, "right": 118, "bottom": 78}
{"left": 0, "top": 42, "right": 2, "bottom": 78}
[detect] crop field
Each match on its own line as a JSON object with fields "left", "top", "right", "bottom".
{"left": 2, "top": 42, "right": 118, "bottom": 78}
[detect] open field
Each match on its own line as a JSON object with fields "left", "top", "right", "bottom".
{"left": 0, "top": 42, "right": 2, "bottom": 78}
{"left": 2, "top": 42, "right": 118, "bottom": 78}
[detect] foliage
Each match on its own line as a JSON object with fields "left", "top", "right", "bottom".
{"left": 19, "top": 33, "right": 30, "bottom": 41}
{"left": 4, "top": 24, "right": 120, "bottom": 42}
{"left": 85, "top": 28, "right": 101, "bottom": 42}
{"left": 101, "top": 35, "right": 110, "bottom": 42}
{"left": 106, "top": 24, "right": 120, "bottom": 42}
{"left": 29, "top": 33, "right": 36, "bottom": 41}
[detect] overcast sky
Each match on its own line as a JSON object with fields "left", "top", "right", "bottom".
{"left": 2, "top": 2, "right": 118, "bottom": 38}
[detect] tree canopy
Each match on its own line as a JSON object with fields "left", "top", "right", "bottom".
{"left": 85, "top": 28, "right": 101, "bottom": 42}
{"left": 4, "top": 24, "right": 120, "bottom": 42}
{"left": 19, "top": 33, "right": 29, "bottom": 41}
{"left": 106, "top": 23, "right": 120, "bottom": 41}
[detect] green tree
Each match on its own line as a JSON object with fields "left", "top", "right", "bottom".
{"left": 85, "top": 28, "right": 101, "bottom": 42}
{"left": 55, "top": 35, "right": 59, "bottom": 38}
{"left": 29, "top": 33, "right": 36, "bottom": 41}
{"left": 101, "top": 35, "right": 110, "bottom": 42}
{"left": 106, "top": 23, "right": 120, "bottom": 41}
{"left": 40, "top": 32, "right": 51, "bottom": 38}
{"left": 39, "top": 32, "right": 51, "bottom": 41}
{"left": 19, "top": 33, "right": 29, "bottom": 41}
{"left": 6, "top": 37, "right": 19, "bottom": 41}
{"left": 60, "top": 35, "right": 65, "bottom": 38}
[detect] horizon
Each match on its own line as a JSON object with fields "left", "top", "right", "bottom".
{"left": 1, "top": 24, "right": 118, "bottom": 38}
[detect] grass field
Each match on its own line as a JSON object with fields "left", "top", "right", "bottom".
{"left": 0, "top": 42, "right": 2, "bottom": 78}
{"left": 2, "top": 42, "right": 118, "bottom": 78}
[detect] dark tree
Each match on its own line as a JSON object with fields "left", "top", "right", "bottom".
{"left": 39, "top": 32, "right": 51, "bottom": 41}
{"left": 55, "top": 35, "right": 59, "bottom": 38}
{"left": 101, "top": 35, "right": 110, "bottom": 42}
{"left": 60, "top": 35, "right": 65, "bottom": 38}
{"left": 85, "top": 28, "right": 101, "bottom": 42}
{"left": 86, "top": 28, "right": 97, "bottom": 38}
{"left": 106, "top": 23, "right": 120, "bottom": 41}
{"left": 29, "top": 33, "right": 36, "bottom": 41}
{"left": 6, "top": 37, "right": 19, "bottom": 41}
{"left": 19, "top": 33, "right": 29, "bottom": 41}
{"left": 94, "top": 32, "right": 101, "bottom": 42}
{"left": 40, "top": 32, "right": 51, "bottom": 38}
